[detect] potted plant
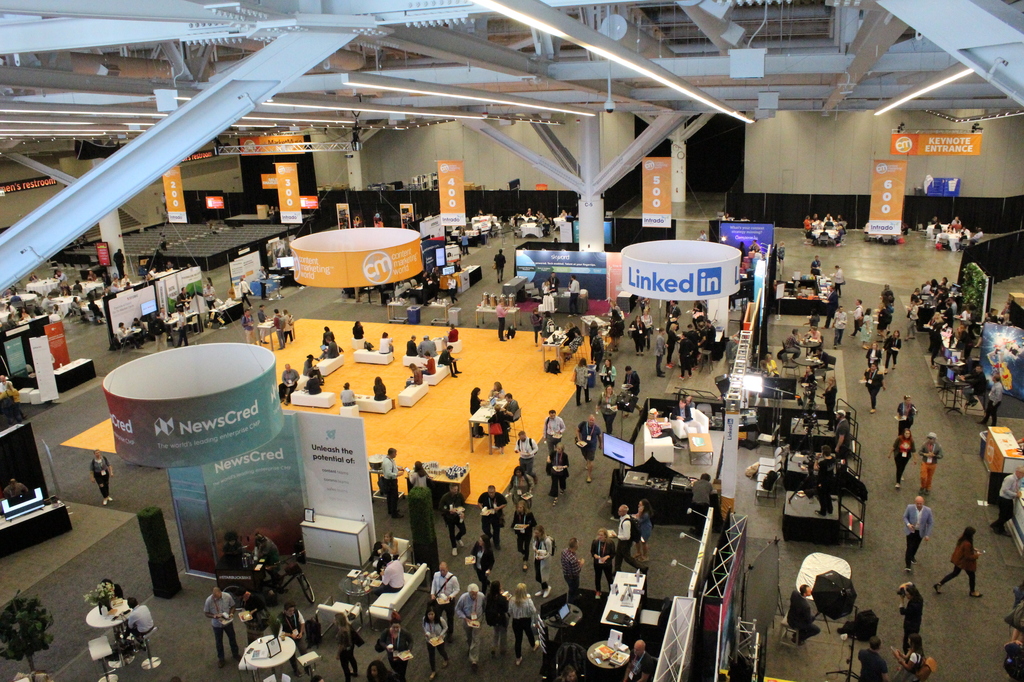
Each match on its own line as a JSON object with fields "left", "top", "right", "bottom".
{"left": 0, "top": 593, "right": 54, "bottom": 674}
{"left": 408, "top": 487, "right": 440, "bottom": 574}
{"left": 137, "top": 506, "right": 182, "bottom": 598}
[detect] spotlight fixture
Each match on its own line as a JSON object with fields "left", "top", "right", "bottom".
{"left": 972, "top": 123, "right": 983, "bottom": 133}
{"left": 897, "top": 122, "right": 905, "bottom": 133}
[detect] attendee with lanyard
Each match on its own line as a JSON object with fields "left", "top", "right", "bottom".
{"left": 991, "top": 466, "right": 1024, "bottom": 535}
{"left": 381, "top": 448, "right": 403, "bottom": 519}
{"left": 455, "top": 584, "right": 486, "bottom": 671}
{"left": 623, "top": 640, "right": 657, "bottom": 682}
{"left": 863, "top": 363, "right": 885, "bottom": 413}
{"left": 919, "top": 432, "right": 944, "bottom": 495}
{"left": 891, "top": 428, "right": 916, "bottom": 490}
{"left": 903, "top": 496, "right": 934, "bottom": 573}
{"left": 439, "top": 483, "right": 467, "bottom": 556}
{"left": 422, "top": 605, "right": 450, "bottom": 680}
{"left": 504, "top": 467, "right": 534, "bottom": 512}
{"left": 544, "top": 410, "right": 566, "bottom": 456}
{"left": 591, "top": 529, "right": 616, "bottom": 598}
{"left": 203, "top": 587, "right": 241, "bottom": 668}
{"left": 576, "top": 415, "right": 601, "bottom": 483}
{"left": 90, "top": 449, "right": 114, "bottom": 505}
{"left": 896, "top": 395, "right": 917, "bottom": 434}
{"left": 278, "top": 602, "right": 309, "bottom": 678}
{"left": 510, "top": 501, "right": 537, "bottom": 572}
{"left": 547, "top": 444, "right": 569, "bottom": 504}
{"left": 429, "top": 562, "right": 461, "bottom": 642}
{"left": 374, "top": 616, "right": 413, "bottom": 682}
{"left": 478, "top": 485, "right": 507, "bottom": 550}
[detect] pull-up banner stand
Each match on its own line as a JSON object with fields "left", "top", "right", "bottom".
{"left": 866, "top": 159, "right": 906, "bottom": 237}
{"left": 275, "top": 162, "right": 302, "bottom": 224}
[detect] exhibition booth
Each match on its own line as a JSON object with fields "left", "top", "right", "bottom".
{"left": 0, "top": 311, "right": 92, "bottom": 401}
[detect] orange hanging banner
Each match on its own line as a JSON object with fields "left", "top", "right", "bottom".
{"left": 437, "top": 160, "right": 466, "bottom": 227}
{"left": 867, "top": 159, "right": 907, "bottom": 237}
{"left": 275, "top": 162, "right": 302, "bottom": 224}
{"left": 641, "top": 157, "right": 672, "bottom": 228}
{"left": 162, "top": 166, "right": 187, "bottom": 223}
{"left": 891, "top": 132, "right": 983, "bottom": 156}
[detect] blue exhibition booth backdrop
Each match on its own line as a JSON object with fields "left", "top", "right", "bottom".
{"left": 515, "top": 249, "right": 608, "bottom": 299}
{"left": 719, "top": 222, "right": 775, "bottom": 252}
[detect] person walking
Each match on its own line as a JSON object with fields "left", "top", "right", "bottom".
{"left": 853, "top": 299, "right": 864, "bottom": 337}
{"left": 439, "top": 484, "right": 467, "bottom": 556}
{"left": 547, "top": 444, "right": 569, "bottom": 504}
{"left": 423, "top": 605, "right": 450, "bottom": 680}
{"left": 494, "top": 249, "right": 506, "bottom": 282}
{"left": 544, "top": 409, "right": 565, "bottom": 456}
{"left": 455, "top": 583, "right": 486, "bottom": 672}
{"left": 484, "top": 580, "right": 509, "bottom": 658}
{"left": 857, "top": 637, "right": 889, "bottom": 682}
{"left": 337, "top": 609, "right": 365, "bottom": 682}
{"left": 864, "top": 363, "right": 885, "bottom": 413}
{"left": 896, "top": 395, "right": 917, "bottom": 434}
{"left": 833, "top": 306, "right": 847, "bottom": 347}
{"left": 591, "top": 529, "right": 616, "bottom": 599}
{"left": 934, "top": 526, "right": 983, "bottom": 597}
{"left": 598, "top": 386, "right": 618, "bottom": 435}
{"left": 203, "top": 587, "right": 241, "bottom": 668}
{"left": 884, "top": 330, "right": 903, "bottom": 369}
{"left": 832, "top": 265, "right": 845, "bottom": 295}
{"left": 90, "top": 449, "right": 114, "bottom": 505}
{"left": 919, "top": 433, "right": 943, "bottom": 495}
{"left": 530, "top": 310, "right": 543, "bottom": 346}
{"left": 898, "top": 585, "right": 924, "bottom": 652}
{"left": 509, "top": 583, "right": 539, "bottom": 666}
{"left": 991, "top": 466, "right": 1024, "bottom": 535}
{"left": 903, "top": 496, "right": 933, "bottom": 572}
{"left": 478, "top": 485, "right": 507, "bottom": 550}
{"left": 654, "top": 328, "right": 666, "bottom": 377}
{"left": 980, "top": 375, "right": 1003, "bottom": 426}
{"left": 511, "top": 501, "right": 537, "bottom": 572}
{"left": 374, "top": 616, "right": 412, "bottom": 682}
{"left": 575, "top": 414, "right": 600, "bottom": 483}
{"left": 470, "top": 535, "right": 495, "bottom": 594}
{"left": 891, "top": 428, "right": 915, "bottom": 490}
{"left": 531, "top": 525, "right": 553, "bottom": 598}
{"left": 573, "top": 357, "right": 590, "bottom": 406}
{"left": 560, "top": 537, "right": 584, "bottom": 605}
{"left": 906, "top": 300, "right": 919, "bottom": 340}
{"left": 613, "top": 505, "right": 642, "bottom": 572}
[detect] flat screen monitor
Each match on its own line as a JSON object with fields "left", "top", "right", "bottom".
{"left": 435, "top": 246, "right": 446, "bottom": 267}
{"left": 602, "top": 432, "right": 634, "bottom": 467}
{"left": 277, "top": 257, "right": 295, "bottom": 269}
{"left": 2, "top": 487, "right": 44, "bottom": 520}
{"left": 719, "top": 221, "right": 774, "bottom": 251}
{"left": 140, "top": 299, "right": 157, "bottom": 316}
{"left": 205, "top": 196, "right": 225, "bottom": 209}
{"left": 442, "top": 265, "right": 455, "bottom": 276}
{"left": 557, "top": 603, "right": 571, "bottom": 621}
{"left": 947, "top": 368, "right": 957, "bottom": 382}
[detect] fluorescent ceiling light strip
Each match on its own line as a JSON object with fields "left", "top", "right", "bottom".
{"left": 0, "top": 108, "right": 165, "bottom": 118}
{"left": 874, "top": 68, "right": 974, "bottom": 116}
{"left": 264, "top": 102, "right": 486, "bottom": 119}
{"left": 0, "top": 128, "right": 144, "bottom": 133}
{"left": 0, "top": 120, "right": 97, "bottom": 125}
{"left": 343, "top": 78, "right": 595, "bottom": 116}
{"left": 472, "top": 0, "right": 752, "bottom": 124}
{"left": 240, "top": 115, "right": 354, "bottom": 124}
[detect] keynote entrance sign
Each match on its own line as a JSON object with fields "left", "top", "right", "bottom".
{"left": 290, "top": 227, "right": 423, "bottom": 289}
{"left": 619, "top": 240, "right": 741, "bottom": 301}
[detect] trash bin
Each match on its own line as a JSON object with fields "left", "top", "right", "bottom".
{"left": 587, "top": 364, "right": 597, "bottom": 389}
{"left": 980, "top": 431, "right": 988, "bottom": 461}
{"left": 448, "top": 307, "right": 461, "bottom": 326}
{"left": 407, "top": 305, "right": 421, "bottom": 325}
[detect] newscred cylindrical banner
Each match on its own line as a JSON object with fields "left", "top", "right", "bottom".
{"left": 437, "top": 160, "right": 466, "bottom": 227}
{"left": 162, "top": 166, "right": 187, "bottom": 223}
{"left": 620, "top": 240, "right": 740, "bottom": 301}
{"left": 275, "top": 162, "right": 302, "bottom": 224}
{"left": 641, "top": 157, "right": 671, "bottom": 228}
{"left": 103, "top": 344, "right": 284, "bottom": 468}
{"left": 290, "top": 227, "right": 423, "bottom": 288}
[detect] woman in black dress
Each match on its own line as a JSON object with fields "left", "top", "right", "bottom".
{"left": 470, "top": 387, "right": 482, "bottom": 414}
{"left": 822, "top": 376, "right": 838, "bottom": 429}
{"left": 491, "top": 406, "right": 513, "bottom": 455}
{"left": 373, "top": 377, "right": 387, "bottom": 401}
{"left": 470, "top": 534, "right": 495, "bottom": 593}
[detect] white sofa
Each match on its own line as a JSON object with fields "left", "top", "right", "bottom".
{"left": 432, "top": 338, "right": 463, "bottom": 354}
{"left": 291, "top": 391, "right": 337, "bottom": 409}
{"left": 354, "top": 350, "right": 393, "bottom": 365}
{"left": 642, "top": 425, "right": 676, "bottom": 464}
{"left": 402, "top": 355, "right": 427, "bottom": 368}
{"left": 338, "top": 404, "right": 360, "bottom": 417}
{"left": 423, "top": 365, "right": 450, "bottom": 386}
{"left": 319, "top": 354, "right": 345, "bottom": 376}
{"left": 355, "top": 395, "right": 393, "bottom": 414}
{"left": 352, "top": 338, "right": 366, "bottom": 351}
{"left": 317, "top": 601, "right": 362, "bottom": 634}
{"left": 397, "top": 383, "right": 428, "bottom": 407}
{"left": 369, "top": 562, "right": 429, "bottom": 624}
{"left": 671, "top": 408, "right": 710, "bottom": 438}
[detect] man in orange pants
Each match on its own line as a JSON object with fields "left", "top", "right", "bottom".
{"left": 919, "top": 432, "right": 944, "bottom": 495}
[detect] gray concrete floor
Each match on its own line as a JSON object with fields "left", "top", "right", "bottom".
{"left": 1, "top": 216, "right": 1020, "bottom": 682}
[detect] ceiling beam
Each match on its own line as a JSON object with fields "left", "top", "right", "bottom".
{"left": 0, "top": 66, "right": 195, "bottom": 96}
{"left": 461, "top": 118, "right": 583, "bottom": 193}
{"left": 0, "top": 0, "right": 233, "bottom": 21}
{"left": 380, "top": 26, "right": 551, "bottom": 79}
{"left": 1, "top": 152, "right": 77, "bottom": 185}
{"left": 822, "top": 10, "right": 908, "bottom": 111}
{"left": 678, "top": 0, "right": 746, "bottom": 54}
{"left": 593, "top": 113, "right": 687, "bottom": 195}
{"left": 0, "top": 18, "right": 242, "bottom": 53}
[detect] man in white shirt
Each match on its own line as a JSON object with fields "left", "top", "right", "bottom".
{"left": 992, "top": 466, "right": 1024, "bottom": 535}
{"left": 126, "top": 597, "right": 154, "bottom": 639}
{"left": 430, "top": 562, "right": 461, "bottom": 642}
{"left": 614, "top": 504, "right": 642, "bottom": 572}
{"left": 852, "top": 300, "right": 864, "bottom": 336}
{"left": 515, "top": 430, "right": 539, "bottom": 482}
{"left": 544, "top": 410, "right": 566, "bottom": 456}
{"left": 833, "top": 307, "right": 847, "bottom": 347}
{"left": 568, "top": 275, "right": 581, "bottom": 315}
{"left": 203, "top": 587, "right": 240, "bottom": 667}
{"left": 832, "top": 266, "right": 845, "bottom": 296}
{"left": 373, "top": 554, "right": 405, "bottom": 595}
{"left": 381, "top": 448, "right": 403, "bottom": 518}
{"left": 455, "top": 584, "right": 486, "bottom": 670}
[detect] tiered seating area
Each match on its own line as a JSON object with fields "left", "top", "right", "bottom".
{"left": 119, "top": 223, "right": 291, "bottom": 270}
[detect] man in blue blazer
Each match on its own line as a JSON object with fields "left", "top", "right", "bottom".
{"left": 903, "top": 496, "right": 933, "bottom": 572}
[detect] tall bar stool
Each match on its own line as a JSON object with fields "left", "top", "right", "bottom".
{"left": 138, "top": 626, "right": 161, "bottom": 670}
{"left": 88, "top": 636, "right": 118, "bottom": 682}
{"left": 297, "top": 650, "right": 321, "bottom": 676}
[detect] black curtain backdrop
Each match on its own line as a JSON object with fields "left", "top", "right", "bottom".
{"left": 686, "top": 114, "right": 745, "bottom": 193}
{"left": 959, "top": 230, "right": 1024, "bottom": 284}
{"left": 0, "top": 423, "right": 48, "bottom": 498}
{"left": 726, "top": 191, "right": 1024, "bottom": 234}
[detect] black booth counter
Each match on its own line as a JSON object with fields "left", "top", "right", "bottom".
{"left": 609, "top": 458, "right": 722, "bottom": 531}
{"left": 0, "top": 504, "right": 72, "bottom": 558}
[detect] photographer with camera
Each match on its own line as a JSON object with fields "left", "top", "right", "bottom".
{"left": 897, "top": 582, "right": 925, "bottom": 652}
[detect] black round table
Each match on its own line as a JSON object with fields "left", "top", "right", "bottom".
{"left": 586, "top": 641, "right": 628, "bottom": 682}
{"left": 799, "top": 339, "right": 822, "bottom": 348}
{"left": 793, "top": 357, "right": 824, "bottom": 367}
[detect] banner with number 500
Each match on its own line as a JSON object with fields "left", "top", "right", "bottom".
{"left": 438, "top": 160, "right": 466, "bottom": 227}
{"left": 641, "top": 157, "right": 671, "bottom": 228}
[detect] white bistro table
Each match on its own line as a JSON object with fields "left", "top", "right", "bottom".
{"left": 241, "top": 634, "right": 296, "bottom": 681}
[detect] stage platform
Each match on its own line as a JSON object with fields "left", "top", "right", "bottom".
{"left": 63, "top": 319, "right": 576, "bottom": 501}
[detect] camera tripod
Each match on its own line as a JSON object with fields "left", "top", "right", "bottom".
{"left": 824, "top": 605, "right": 861, "bottom": 682}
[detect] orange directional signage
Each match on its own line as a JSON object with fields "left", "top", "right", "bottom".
{"left": 891, "top": 133, "right": 982, "bottom": 156}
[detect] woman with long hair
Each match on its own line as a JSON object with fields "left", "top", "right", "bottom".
{"left": 470, "top": 534, "right": 495, "bottom": 593}
{"left": 633, "top": 499, "right": 654, "bottom": 562}
{"left": 422, "top": 604, "right": 449, "bottom": 680}
{"left": 899, "top": 584, "right": 924, "bottom": 652}
{"left": 336, "top": 612, "right": 365, "bottom": 682}
{"left": 935, "top": 526, "right": 982, "bottom": 597}
{"left": 470, "top": 387, "right": 482, "bottom": 415}
{"left": 490, "top": 381, "right": 504, "bottom": 399}
{"left": 591, "top": 528, "right": 616, "bottom": 598}
{"left": 892, "top": 633, "right": 924, "bottom": 680}
{"left": 366, "top": 659, "right": 397, "bottom": 682}
{"left": 598, "top": 385, "right": 617, "bottom": 434}
{"left": 511, "top": 500, "right": 537, "bottom": 571}
{"left": 504, "top": 467, "right": 534, "bottom": 511}
{"left": 532, "top": 525, "right": 553, "bottom": 598}
{"left": 573, "top": 357, "right": 590, "bottom": 406}
{"left": 373, "top": 376, "right": 387, "bottom": 401}
{"left": 890, "top": 428, "right": 915, "bottom": 490}
{"left": 509, "top": 583, "right": 538, "bottom": 666}
{"left": 484, "top": 580, "right": 509, "bottom": 657}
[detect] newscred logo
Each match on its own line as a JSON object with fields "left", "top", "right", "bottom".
{"left": 154, "top": 417, "right": 175, "bottom": 436}
{"left": 362, "top": 251, "right": 393, "bottom": 284}
{"left": 110, "top": 414, "right": 133, "bottom": 433}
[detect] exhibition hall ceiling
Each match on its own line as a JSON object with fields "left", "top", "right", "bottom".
{"left": 0, "top": 0, "right": 1019, "bottom": 149}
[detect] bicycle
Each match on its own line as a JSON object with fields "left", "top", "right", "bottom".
{"left": 266, "top": 553, "right": 316, "bottom": 604}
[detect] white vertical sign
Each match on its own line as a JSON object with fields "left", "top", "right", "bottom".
{"left": 29, "top": 336, "right": 58, "bottom": 402}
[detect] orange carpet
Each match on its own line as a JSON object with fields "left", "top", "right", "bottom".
{"left": 63, "top": 319, "right": 576, "bottom": 499}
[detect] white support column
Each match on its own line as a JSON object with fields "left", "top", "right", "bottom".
{"left": 0, "top": 31, "right": 358, "bottom": 290}
{"left": 671, "top": 131, "right": 686, "bottom": 207}
{"left": 577, "top": 115, "right": 604, "bottom": 252}
{"left": 91, "top": 159, "right": 125, "bottom": 278}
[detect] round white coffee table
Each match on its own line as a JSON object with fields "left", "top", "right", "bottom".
{"left": 242, "top": 634, "right": 296, "bottom": 681}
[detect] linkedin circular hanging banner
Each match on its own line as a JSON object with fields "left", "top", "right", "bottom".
{"left": 290, "top": 227, "right": 423, "bottom": 288}
{"left": 102, "top": 344, "right": 283, "bottom": 468}
{"left": 619, "top": 240, "right": 741, "bottom": 300}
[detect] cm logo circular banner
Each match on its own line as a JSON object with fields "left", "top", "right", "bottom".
{"left": 103, "top": 344, "right": 284, "bottom": 468}
{"left": 620, "top": 240, "right": 741, "bottom": 301}
{"left": 290, "top": 227, "right": 422, "bottom": 288}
